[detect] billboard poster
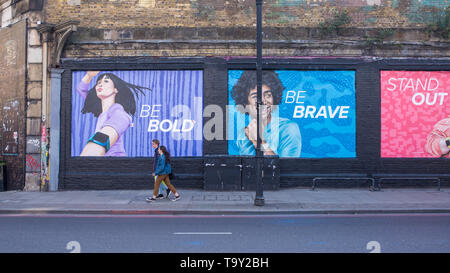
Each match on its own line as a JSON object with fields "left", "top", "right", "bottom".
{"left": 71, "top": 70, "right": 203, "bottom": 157}
{"left": 228, "top": 70, "right": 356, "bottom": 158}
{"left": 381, "top": 71, "right": 450, "bottom": 158}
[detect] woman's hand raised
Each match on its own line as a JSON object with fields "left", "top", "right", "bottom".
{"left": 82, "top": 71, "right": 100, "bottom": 84}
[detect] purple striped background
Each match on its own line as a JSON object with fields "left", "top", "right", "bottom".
{"left": 71, "top": 70, "right": 203, "bottom": 157}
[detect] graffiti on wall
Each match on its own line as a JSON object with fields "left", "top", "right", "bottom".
{"left": 26, "top": 137, "right": 40, "bottom": 154}
{"left": 26, "top": 154, "right": 40, "bottom": 172}
{"left": 41, "top": 123, "right": 49, "bottom": 189}
{"left": 0, "top": 20, "right": 26, "bottom": 190}
{"left": 2, "top": 100, "right": 20, "bottom": 155}
{"left": 0, "top": 20, "right": 26, "bottom": 159}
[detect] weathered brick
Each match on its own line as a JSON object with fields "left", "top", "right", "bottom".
{"left": 27, "top": 63, "right": 42, "bottom": 81}
{"left": 25, "top": 153, "right": 41, "bottom": 172}
{"left": 67, "top": 0, "right": 81, "bottom": 6}
{"left": 26, "top": 136, "right": 41, "bottom": 154}
{"left": 24, "top": 172, "right": 40, "bottom": 191}
{"left": 28, "top": 28, "right": 41, "bottom": 46}
{"left": 27, "top": 81, "right": 42, "bottom": 99}
{"left": 28, "top": 46, "right": 42, "bottom": 63}
{"left": 27, "top": 100, "right": 41, "bottom": 118}
{"left": 27, "top": 118, "right": 41, "bottom": 135}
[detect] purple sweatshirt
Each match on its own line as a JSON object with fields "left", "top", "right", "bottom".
{"left": 77, "top": 81, "right": 132, "bottom": 156}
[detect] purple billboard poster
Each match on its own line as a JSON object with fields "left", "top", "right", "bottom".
{"left": 71, "top": 70, "right": 203, "bottom": 157}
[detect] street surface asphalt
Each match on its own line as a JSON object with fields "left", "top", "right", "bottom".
{"left": 0, "top": 213, "right": 449, "bottom": 253}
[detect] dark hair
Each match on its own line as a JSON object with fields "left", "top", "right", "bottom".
{"left": 231, "top": 70, "right": 284, "bottom": 111}
{"left": 159, "top": 146, "right": 171, "bottom": 163}
{"left": 152, "top": 139, "right": 160, "bottom": 146}
{"left": 82, "top": 73, "right": 151, "bottom": 117}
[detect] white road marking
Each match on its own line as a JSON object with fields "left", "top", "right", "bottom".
{"left": 173, "top": 232, "right": 232, "bottom": 235}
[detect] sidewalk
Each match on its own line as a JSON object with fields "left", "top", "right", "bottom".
{"left": 1, "top": 187, "right": 450, "bottom": 215}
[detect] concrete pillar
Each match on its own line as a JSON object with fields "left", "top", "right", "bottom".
{"left": 49, "top": 68, "right": 64, "bottom": 191}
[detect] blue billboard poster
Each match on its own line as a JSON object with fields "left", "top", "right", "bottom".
{"left": 228, "top": 70, "right": 356, "bottom": 158}
{"left": 71, "top": 70, "right": 203, "bottom": 157}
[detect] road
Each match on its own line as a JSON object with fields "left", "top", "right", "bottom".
{"left": 0, "top": 213, "right": 449, "bottom": 253}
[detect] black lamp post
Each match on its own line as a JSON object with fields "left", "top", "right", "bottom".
{"left": 254, "top": 0, "right": 264, "bottom": 206}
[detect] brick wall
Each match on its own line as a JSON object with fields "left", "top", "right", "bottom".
{"left": 43, "top": 0, "right": 449, "bottom": 58}
{"left": 43, "top": 1, "right": 448, "bottom": 191}
{"left": 26, "top": 15, "right": 45, "bottom": 191}
{"left": 45, "top": 0, "right": 448, "bottom": 28}
{"left": 0, "top": 1, "right": 45, "bottom": 191}
{"left": 0, "top": 19, "right": 27, "bottom": 190}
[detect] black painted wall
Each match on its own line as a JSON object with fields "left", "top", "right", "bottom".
{"left": 59, "top": 57, "right": 450, "bottom": 190}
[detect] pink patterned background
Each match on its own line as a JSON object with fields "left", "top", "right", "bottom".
{"left": 381, "top": 71, "right": 450, "bottom": 158}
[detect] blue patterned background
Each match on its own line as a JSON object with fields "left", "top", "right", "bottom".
{"left": 228, "top": 70, "right": 356, "bottom": 158}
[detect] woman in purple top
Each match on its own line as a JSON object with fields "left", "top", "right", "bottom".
{"left": 77, "top": 71, "right": 150, "bottom": 156}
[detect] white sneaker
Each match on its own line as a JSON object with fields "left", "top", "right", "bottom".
{"left": 171, "top": 195, "right": 181, "bottom": 202}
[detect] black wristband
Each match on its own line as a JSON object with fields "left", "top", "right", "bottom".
{"left": 88, "top": 132, "right": 110, "bottom": 152}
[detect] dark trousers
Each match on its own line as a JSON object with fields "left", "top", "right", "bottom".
{"left": 153, "top": 174, "right": 177, "bottom": 197}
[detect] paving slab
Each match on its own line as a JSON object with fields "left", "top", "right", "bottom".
{"left": 0, "top": 188, "right": 449, "bottom": 215}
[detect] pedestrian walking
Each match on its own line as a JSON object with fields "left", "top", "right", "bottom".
{"left": 146, "top": 146, "right": 181, "bottom": 202}
{"left": 151, "top": 139, "right": 170, "bottom": 199}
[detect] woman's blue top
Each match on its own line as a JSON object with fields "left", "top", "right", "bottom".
{"left": 154, "top": 154, "right": 172, "bottom": 175}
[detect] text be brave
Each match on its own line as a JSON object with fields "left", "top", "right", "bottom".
{"left": 285, "top": 90, "right": 351, "bottom": 119}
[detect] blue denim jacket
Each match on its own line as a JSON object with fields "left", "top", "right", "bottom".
{"left": 154, "top": 154, "right": 172, "bottom": 175}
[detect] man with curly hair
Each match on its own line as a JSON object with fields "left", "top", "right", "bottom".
{"left": 230, "top": 70, "right": 301, "bottom": 157}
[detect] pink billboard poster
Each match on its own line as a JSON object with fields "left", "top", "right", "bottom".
{"left": 381, "top": 71, "right": 450, "bottom": 158}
